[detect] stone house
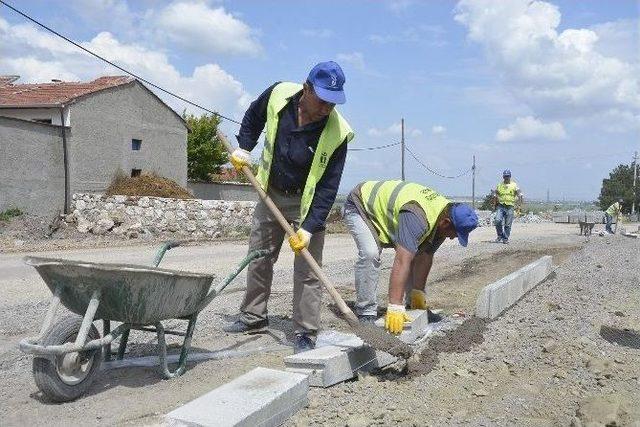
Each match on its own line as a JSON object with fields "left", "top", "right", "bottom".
{"left": 0, "top": 75, "right": 188, "bottom": 216}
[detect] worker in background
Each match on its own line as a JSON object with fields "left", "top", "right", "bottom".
{"left": 493, "top": 169, "right": 523, "bottom": 244}
{"left": 343, "top": 180, "right": 478, "bottom": 334}
{"left": 223, "top": 61, "right": 355, "bottom": 353}
{"left": 605, "top": 198, "right": 623, "bottom": 234}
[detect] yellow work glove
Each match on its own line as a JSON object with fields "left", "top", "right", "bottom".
{"left": 385, "top": 304, "right": 411, "bottom": 335}
{"left": 409, "top": 289, "right": 428, "bottom": 310}
{"left": 288, "top": 229, "right": 312, "bottom": 255}
{"left": 230, "top": 148, "right": 252, "bottom": 171}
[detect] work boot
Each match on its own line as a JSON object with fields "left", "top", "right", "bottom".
{"left": 222, "top": 318, "right": 268, "bottom": 334}
{"left": 357, "top": 314, "right": 377, "bottom": 325}
{"left": 495, "top": 237, "right": 503, "bottom": 243}
{"left": 293, "top": 333, "right": 316, "bottom": 354}
{"left": 502, "top": 238, "right": 509, "bottom": 244}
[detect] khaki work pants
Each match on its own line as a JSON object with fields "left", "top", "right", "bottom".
{"left": 239, "top": 188, "right": 325, "bottom": 336}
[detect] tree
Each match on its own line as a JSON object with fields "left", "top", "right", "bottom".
{"left": 598, "top": 163, "right": 637, "bottom": 213}
{"left": 183, "top": 112, "right": 228, "bottom": 181}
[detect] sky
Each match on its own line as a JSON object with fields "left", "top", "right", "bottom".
{"left": 1, "top": 0, "right": 638, "bottom": 201}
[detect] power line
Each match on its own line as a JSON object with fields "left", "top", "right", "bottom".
{"left": 347, "top": 141, "right": 400, "bottom": 151}
{"left": 404, "top": 146, "right": 472, "bottom": 179}
{"left": 0, "top": 0, "right": 243, "bottom": 126}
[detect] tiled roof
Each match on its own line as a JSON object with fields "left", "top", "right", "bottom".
{"left": 0, "top": 75, "right": 133, "bottom": 107}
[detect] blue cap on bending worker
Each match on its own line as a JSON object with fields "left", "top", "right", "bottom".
{"left": 503, "top": 169, "right": 512, "bottom": 177}
{"left": 450, "top": 204, "right": 479, "bottom": 247}
{"left": 307, "top": 61, "right": 346, "bottom": 105}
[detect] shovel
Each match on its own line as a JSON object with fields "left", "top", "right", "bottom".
{"left": 218, "top": 131, "right": 412, "bottom": 359}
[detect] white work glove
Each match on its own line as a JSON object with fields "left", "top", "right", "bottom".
{"left": 230, "top": 148, "right": 252, "bottom": 171}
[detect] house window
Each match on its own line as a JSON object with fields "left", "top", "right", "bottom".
{"left": 131, "top": 169, "right": 142, "bottom": 177}
{"left": 132, "top": 139, "right": 142, "bottom": 150}
{"left": 33, "top": 118, "right": 52, "bottom": 124}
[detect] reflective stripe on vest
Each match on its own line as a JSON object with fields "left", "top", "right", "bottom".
{"left": 360, "top": 180, "right": 451, "bottom": 245}
{"left": 496, "top": 181, "right": 518, "bottom": 206}
{"left": 256, "top": 82, "right": 355, "bottom": 223}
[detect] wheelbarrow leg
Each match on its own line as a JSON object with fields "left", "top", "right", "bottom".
{"left": 117, "top": 329, "right": 130, "bottom": 360}
{"left": 103, "top": 320, "right": 111, "bottom": 362}
{"left": 156, "top": 314, "right": 197, "bottom": 379}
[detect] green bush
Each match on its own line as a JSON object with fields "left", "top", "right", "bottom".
{"left": 0, "top": 207, "right": 23, "bottom": 222}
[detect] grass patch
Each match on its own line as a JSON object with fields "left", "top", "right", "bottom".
{"left": 0, "top": 208, "right": 23, "bottom": 222}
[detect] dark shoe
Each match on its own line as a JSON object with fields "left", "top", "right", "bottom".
{"left": 502, "top": 239, "right": 509, "bottom": 244}
{"left": 293, "top": 333, "right": 316, "bottom": 354}
{"left": 495, "top": 237, "right": 503, "bottom": 243}
{"left": 357, "top": 314, "right": 377, "bottom": 325}
{"left": 427, "top": 309, "right": 443, "bottom": 323}
{"left": 222, "top": 319, "right": 268, "bottom": 334}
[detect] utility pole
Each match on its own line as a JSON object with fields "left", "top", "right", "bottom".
{"left": 547, "top": 188, "right": 550, "bottom": 203}
{"left": 472, "top": 155, "right": 476, "bottom": 208}
{"left": 633, "top": 150, "right": 638, "bottom": 215}
{"left": 401, "top": 118, "right": 405, "bottom": 181}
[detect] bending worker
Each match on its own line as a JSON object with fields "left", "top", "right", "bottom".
{"left": 343, "top": 180, "right": 478, "bottom": 334}
{"left": 605, "top": 198, "right": 623, "bottom": 234}
{"left": 493, "top": 169, "right": 523, "bottom": 244}
{"left": 223, "top": 61, "right": 354, "bottom": 353}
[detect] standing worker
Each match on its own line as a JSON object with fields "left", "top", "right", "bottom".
{"left": 342, "top": 180, "right": 478, "bottom": 334}
{"left": 223, "top": 61, "right": 355, "bottom": 353}
{"left": 605, "top": 198, "right": 623, "bottom": 234}
{"left": 493, "top": 169, "right": 523, "bottom": 244}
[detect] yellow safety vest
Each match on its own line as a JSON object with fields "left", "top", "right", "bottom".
{"left": 359, "top": 180, "right": 450, "bottom": 245}
{"left": 256, "top": 82, "right": 354, "bottom": 222}
{"left": 606, "top": 202, "right": 621, "bottom": 216}
{"left": 496, "top": 181, "right": 519, "bottom": 206}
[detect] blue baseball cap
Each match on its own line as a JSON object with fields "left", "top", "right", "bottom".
{"left": 503, "top": 169, "right": 512, "bottom": 177}
{"left": 307, "top": 61, "right": 346, "bottom": 105}
{"left": 450, "top": 204, "right": 478, "bottom": 247}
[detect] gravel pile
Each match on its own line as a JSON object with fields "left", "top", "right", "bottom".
{"left": 289, "top": 236, "right": 640, "bottom": 426}
{"left": 514, "top": 212, "right": 549, "bottom": 223}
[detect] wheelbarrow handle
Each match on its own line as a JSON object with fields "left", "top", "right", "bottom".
{"left": 153, "top": 241, "right": 184, "bottom": 267}
{"left": 196, "top": 249, "right": 269, "bottom": 313}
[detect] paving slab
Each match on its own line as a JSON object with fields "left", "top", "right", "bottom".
{"left": 374, "top": 309, "right": 430, "bottom": 343}
{"left": 285, "top": 330, "right": 396, "bottom": 387}
{"left": 475, "top": 255, "right": 553, "bottom": 319}
{"left": 167, "top": 367, "right": 308, "bottom": 427}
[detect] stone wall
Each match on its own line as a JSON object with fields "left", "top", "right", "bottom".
{"left": 66, "top": 193, "right": 256, "bottom": 239}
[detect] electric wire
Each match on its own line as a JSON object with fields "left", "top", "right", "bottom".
{"left": 405, "top": 146, "right": 472, "bottom": 179}
{"left": 347, "top": 141, "right": 400, "bottom": 151}
{"left": 0, "top": 0, "right": 243, "bottom": 126}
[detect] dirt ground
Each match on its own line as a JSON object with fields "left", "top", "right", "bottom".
{"left": 0, "top": 222, "right": 636, "bottom": 426}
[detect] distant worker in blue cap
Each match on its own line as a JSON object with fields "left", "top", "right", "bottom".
{"left": 224, "top": 61, "right": 354, "bottom": 353}
{"left": 493, "top": 169, "right": 523, "bottom": 244}
{"left": 342, "top": 180, "right": 478, "bottom": 334}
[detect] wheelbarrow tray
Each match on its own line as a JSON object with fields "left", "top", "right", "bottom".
{"left": 24, "top": 256, "right": 214, "bottom": 324}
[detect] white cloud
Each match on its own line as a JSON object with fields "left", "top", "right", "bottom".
{"left": 496, "top": 116, "right": 566, "bottom": 142}
{"left": 432, "top": 125, "right": 446, "bottom": 135}
{"left": 300, "top": 28, "right": 333, "bottom": 38}
{"left": 0, "top": 17, "right": 251, "bottom": 119}
{"left": 336, "top": 52, "right": 366, "bottom": 71}
{"left": 368, "top": 122, "right": 422, "bottom": 138}
{"left": 153, "top": 1, "right": 262, "bottom": 56}
{"left": 454, "top": 0, "right": 640, "bottom": 133}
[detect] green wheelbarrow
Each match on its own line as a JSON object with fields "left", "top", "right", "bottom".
{"left": 19, "top": 241, "right": 268, "bottom": 402}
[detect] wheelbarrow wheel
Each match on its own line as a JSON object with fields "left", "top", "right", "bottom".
{"left": 33, "top": 314, "right": 102, "bottom": 402}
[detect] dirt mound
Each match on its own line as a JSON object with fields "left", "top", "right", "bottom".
{"left": 105, "top": 172, "right": 192, "bottom": 199}
{"left": 408, "top": 317, "right": 487, "bottom": 376}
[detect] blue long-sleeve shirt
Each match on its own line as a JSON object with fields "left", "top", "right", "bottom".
{"left": 236, "top": 82, "right": 348, "bottom": 233}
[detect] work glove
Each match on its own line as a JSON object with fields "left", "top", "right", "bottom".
{"left": 230, "top": 148, "right": 252, "bottom": 171}
{"left": 288, "top": 229, "right": 312, "bottom": 255}
{"left": 409, "top": 289, "right": 428, "bottom": 310}
{"left": 385, "top": 304, "right": 411, "bottom": 335}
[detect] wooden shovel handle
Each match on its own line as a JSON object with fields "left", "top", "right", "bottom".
{"left": 218, "top": 132, "right": 359, "bottom": 325}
